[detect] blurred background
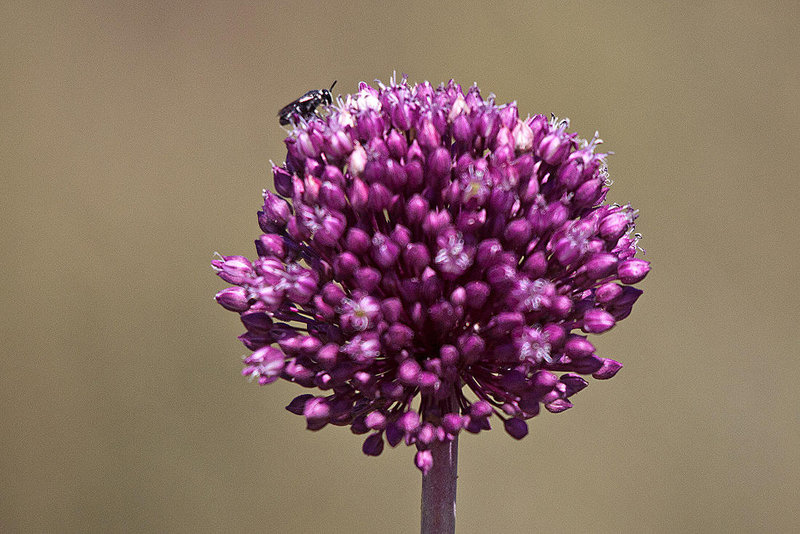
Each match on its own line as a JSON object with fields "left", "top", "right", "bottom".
{"left": 2, "top": 1, "right": 798, "bottom": 532}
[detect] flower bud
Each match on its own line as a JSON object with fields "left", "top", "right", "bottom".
{"left": 215, "top": 287, "right": 250, "bottom": 312}
{"left": 582, "top": 309, "right": 616, "bottom": 333}
{"left": 617, "top": 258, "right": 651, "bottom": 284}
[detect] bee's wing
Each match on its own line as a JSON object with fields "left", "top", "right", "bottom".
{"left": 278, "top": 91, "right": 318, "bottom": 116}
{"left": 277, "top": 101, "right": 298, "bottom": 118}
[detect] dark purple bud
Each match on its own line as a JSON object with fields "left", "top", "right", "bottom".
{"left": 286, "top": 216, "right": 307, "bottom": 242}
{"left": 420, "top": 267, "right": 444, "bottom": 302}
{"left": 599, "top": 211, "right": 631, "bottom": 241}
{"left": 322, "top": 164, "right": 344, "bottom": 186}
{"left": 417, "top": 117, "right": 441, "bottom": 149}
{"left": 384, "top": 323, "right": 415, "bottom": 351}
{"left": 409, "top": 302, "right": 426, "bottom": 329}
{"left": 584, "top": 253, "right": 618, "bottom": 280}
{"left": 350, "top": 415, "right": 369, "bottom": 434}
{"left": 554, "top": 237, "right": 581, "bottom": 266}
{"left": 418, "top": 371, "right": 440, "bottom": 394}
{"left": 333, "top": 252, "right": 360, "bottom": 278}
{"left": 405, "top": 195, "right": 428, "bottom": 225}
{"left": 404, "top": 160, "right": 424, "bottom": 190}
{"left": 391, "top": 224, "right": 412, "bottom": 247}
{"left": 530, "top": 369, "right": 559, "bottom": 395}
{"left": 500, "top": 103, "right": 518, "bottom": 128}
{"left": 398, "top": 358, "right": 421, "bottom": 385}
{"left": 362, "top": 433, "right": 385, "bottom": 456}
{"left": 470, "top": 400, "right": 493, "bottom": 419}
{"left": 427, "top": 147, "right": 451, "bottom": 179}
{"left": 237, "top": 332, "right": 275, "bottom": 350}
{"left": 520, "top": 251, "right": 547, "bottom": 278}
{"left": 458, "top": 333, "right": 485, "bottom": 364}
{"left": 442, "top": 413, "right": 463, "bottom": 434}
{"left": 320, "top": 212, "right": 347, "bottom": 248}
{"left": 557, "top": 158, "right": 584, "bottom": 190}
{"left": 255, "top": 234, "right": 286, "bottom": 259}
{"left": 545, "top": 399, "right": 572, "bottom": 413}
{"left": 365, "top": 411, "right": 387, "bottom": 430}
{"left": 384, "top": 159, "right": 408, "bottom": 190}
{"left": 345, "top": 227, "right": 371, "bottom": 255}
{"left": 316, "top": 343, "right": 339, "bottom": 369}
{"left": 303, "top": 397, "right": 331, "bottom": 431}
{"left": 595, "top": 282, "right": 623, "bottom": 304}
{"left": 323, "top": 128, "right": 353, "bottom": 160}
{"left": 456, "top": 209, "right": 487, "bottom": 234}
{"left": 503, "top": 218, "right": 532, "bottom": 250}
{"left": 452, "top": 114, "right": 473, "bottom": 143}
{"left": 387, "top": 130, "right": 408, "bottom": 159}
{"left": 348, "top": 178, "right": 370, "bottom": 212}
{"left": 560, "top": 373, "right": 588, "bottom": 396}
{"left": 321, "top": 282, "right": 345, "bottom": 306}
{"left": 440, "top": 345, "right": 459, "bottom": 367}
{"left": 542, "top": 324, "right": 566, "bottom": 349}
{"left": 537, "top": 130, "right": 571, "bottom": 165}
{"left": 415, "top": 450, "right": 433, "bottom": 475}
{"left": 391, "top": 102, "right": 413, "bottom": 131}
{"left": 385, "top": 422, "right": 403, "bottom": 447}
{"left": 550, "top": 295, "right": 573, "bottom": 318}
{"left": 564, "top": 335, "right": 595, "bottom": 358}
{"left": 582, "top": 309, "right": 616, "bottom": 333}
{"left": 349, "top": 144, "right": 367, "bottom": 176}
{"left": 305, "top": 158, "right": 323, "bottom": 179}
{"left": 518, "top": 394, "right": 541, "bottom": 417}
{"left": 381, "top": 380, "right": 406, "bottom": 401}
{"left": 476, "top": 239, "right": 503, "bottom": 268}
{"left": 272, "top": 165, "right": 293, "bottom": 197}
{"left": 416, "top": 423, "right": 436, "bottom": 446}
{"left": 574, "top": 178, "right": 603, "bottom": 207}
{"left": 354, "top": 266, "right": 381, "bottom": 292}
{"left": 213, "top": 255, "right": 254, "bottom": 285}
{"left": 617, "top": 259, "right": 651, "bottom": 284}
{"left": 371, "top": 234, "right": 400, "bottom": 269}
{"left": 286, "top": 394, "right": 314, "bottom": 415}
{"left": 503, "top": 418, "right": 529, "bottom": 440}
{"left": 429, "top": 301, "right": 456, "bottom": 331}
{"left": 368, "top": 182, "right": 392, "bottom": 211}
{"left": 380, "top": 297, "right": 404, "bottom": 322}
{"left": 319, "top": 181, "right": 346, "bottom": 211}
{"left": 215, "top": 287, "right": 250, "bottom": 312}
{"left": 422, "top": 210, "right": 451, "bottom": 238}
{"left": 613, "top": 286, "right": 644, "bottom": 308}
{"left": 289, "top": 275, "right": 319, "bottom": 307}
{"left": 593, "top": 358, "right": 623, "bottom": 379}
{"left": 240, "top": 311, "right": 272, "bottom": 333}
{"left": 295, "top": 130, "right": 319, "bottom": 159}
{"left": 397, "top": 410, "right": 420, "bottom": 433}
{"left": 486, "top": 264, "right": 516, "bottom": 292}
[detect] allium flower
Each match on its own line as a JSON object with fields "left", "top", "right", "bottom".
{"left": 213, "top": 76, "right": 650, "bottom": 475}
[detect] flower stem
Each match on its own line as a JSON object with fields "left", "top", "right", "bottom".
{"left": 421, "top": 436, "right": 458, "bottom": 534}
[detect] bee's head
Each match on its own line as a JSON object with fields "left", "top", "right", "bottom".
{"left": 322, "top": 80, "right": 337, "bottom": 105}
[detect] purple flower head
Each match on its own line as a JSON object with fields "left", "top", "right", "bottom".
{"left": 213, "top": 76, "right": 649, "bottom": 472}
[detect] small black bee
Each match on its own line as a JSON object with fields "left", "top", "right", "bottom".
{"left": 278, "top": 81, "right": 337, "bottom": 126}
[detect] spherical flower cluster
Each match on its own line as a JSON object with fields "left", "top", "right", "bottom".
{"left": 213, "top": 77, "right": 650, "bottom": 472}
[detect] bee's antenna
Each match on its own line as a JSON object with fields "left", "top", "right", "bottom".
{"left": 330, "top": 80, "right": 338, "bottom": 91}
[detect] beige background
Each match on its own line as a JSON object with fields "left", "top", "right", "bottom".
{"left": 2, "top": 1, "right": 799, "bottom": 532}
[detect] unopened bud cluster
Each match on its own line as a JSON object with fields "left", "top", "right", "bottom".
{"left": 214, "top": 77, "right": 649, "bottom": 472}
